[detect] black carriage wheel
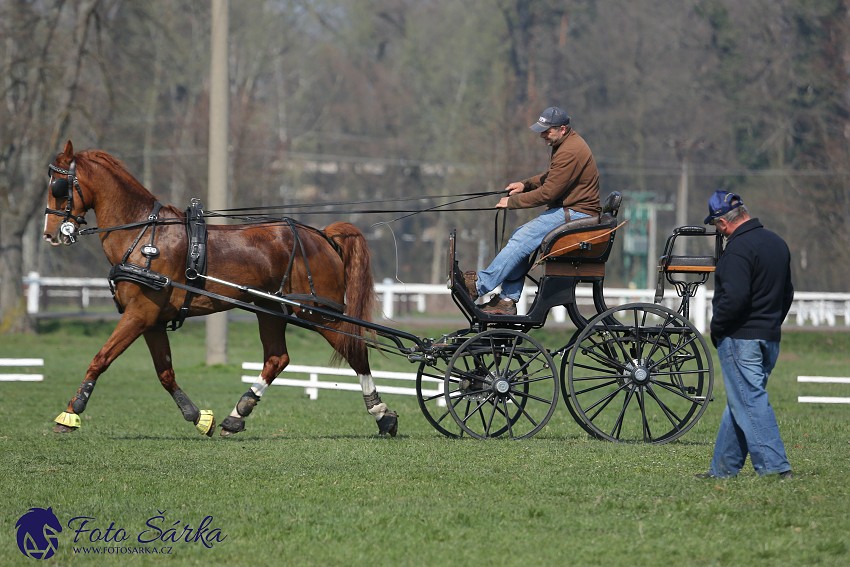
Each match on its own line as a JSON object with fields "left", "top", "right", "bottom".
{"left": 566, "top": 303, "right": 713, "bottom": 444}
{"left": 560, "top": 352, "right": 602, "bottom": 439}
{"left": 416, "top": 357, "right": 464, "bottom": 438}
{"left": 445, "top": 329, "right": 559, "bottom": 440}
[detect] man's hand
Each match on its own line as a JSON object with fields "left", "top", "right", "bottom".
{"left": 497, "top": 182, "right": 524, "bottom": 207}
{"left": 505, "top": 182, "right": 524, "bottom": 194}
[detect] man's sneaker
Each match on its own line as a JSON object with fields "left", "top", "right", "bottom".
{"left": 462, "top": 271, "right": 479, "bottom": 300}
{"left": 779, "top": 470, "right": 794, "bottom": 480}
{"left": 482, "top": 297, "right": 517, "bottom": 315}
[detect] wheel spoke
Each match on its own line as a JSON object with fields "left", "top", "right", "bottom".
{"left": 460, "top": 393, "right": 496, "bottom": 426}
{"left": 502, "top": 398, "right": 515, "bottom": 438}
{"left": 507, "top": 391, "right": 541, "bottom": 427}
{"left": 644, "top": 383, "right": 684, "bottom": 431}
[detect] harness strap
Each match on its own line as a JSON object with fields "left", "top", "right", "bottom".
{"left": 283, "top": 293, "right": 345, "bottom": 313}
{"left": 171, "top": 199, "right": 208, "bottom": 331}
{"left": 277, "top": 219, "right": 319, "bottom": 299}
{"left": 119, "top": 202, "right": 162, "bottom": 265}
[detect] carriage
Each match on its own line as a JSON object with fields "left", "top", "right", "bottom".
{"left": 43, "top": 142, "right": 721, "bottom": 444}
{"left": 411, "top": 191, "right": 721, "bottom": 442}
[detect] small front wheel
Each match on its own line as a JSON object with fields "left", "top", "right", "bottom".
{"left": 444, "top": 329, "right": 559, "bottom": 440}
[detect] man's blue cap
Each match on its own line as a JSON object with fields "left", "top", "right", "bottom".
{"left": 530, "top": 107, "right": 571, "bottom": 132}
{"left": 704, "top": 190, "right": 744, "bottom": 224}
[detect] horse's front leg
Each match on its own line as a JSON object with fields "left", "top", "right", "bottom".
{"left": 143, "top": 325, "right": 215, "bottom": 436}
{"left": 220, "top": 312, "right": 289, "bottom": 436}
{"left": 53, "top": 313, "right": 149, "bottom": 433}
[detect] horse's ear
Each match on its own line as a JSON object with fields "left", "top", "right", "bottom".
{"left": 63, "top": 140, "right": 74, "bottom": 157}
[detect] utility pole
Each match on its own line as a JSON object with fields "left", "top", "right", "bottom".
{"left": 676, "top": 153, "right": 690, "bottom": 230}
{"left": 674, "top": 138, "right": 705, "bottom": 255}
{"left": 206, "top": 0, "right": 229, "bottom": 365}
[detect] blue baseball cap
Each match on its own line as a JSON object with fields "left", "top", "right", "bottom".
{"left": 704, "top": 190, "right": 744, "bottom": 224}
{"left": 530, "top": 107, "right": 571, "bottom": 132}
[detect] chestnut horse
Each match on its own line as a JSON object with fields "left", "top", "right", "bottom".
{"left": 42, "top": 141, "right": 397, "bottom": 437}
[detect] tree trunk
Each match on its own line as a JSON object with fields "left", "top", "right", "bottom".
{"left": 0, "top": 209, "right": 31, "bottom": 333}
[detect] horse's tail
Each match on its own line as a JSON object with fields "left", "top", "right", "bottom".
{"left": 323, "top": 222, "right": 376, "bottom": 366}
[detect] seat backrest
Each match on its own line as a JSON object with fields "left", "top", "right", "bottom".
{"left": 602, "top": 191, "right": 622, "bottom": 218}
{"left": 536, "top": 191, "right": 624, "bottom": 277}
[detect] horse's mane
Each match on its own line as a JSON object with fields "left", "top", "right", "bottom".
{"left": 76, "top": 150, "right": 162, "bottom": 203}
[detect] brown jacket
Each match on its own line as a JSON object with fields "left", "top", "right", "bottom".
{"left": 507, "top": 128, "right": 601, "bottom": 218}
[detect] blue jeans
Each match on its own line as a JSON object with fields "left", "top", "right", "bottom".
{"left": 709, "top": 337, "right": 791, "bottom": 477}
{"left": 477, "top": 207, "right": 591, "bottom": 301}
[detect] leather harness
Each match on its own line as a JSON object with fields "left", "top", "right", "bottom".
{"left": 107, "top": 198, "right": 344, "bottom": 330}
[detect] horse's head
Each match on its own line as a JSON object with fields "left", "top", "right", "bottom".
{"left": 43, "top": 140, "right": 89, "bottom": 246}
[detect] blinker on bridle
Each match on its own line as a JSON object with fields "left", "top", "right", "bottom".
{"left": 46, "top": 161, "right": 87, "bottom": 244}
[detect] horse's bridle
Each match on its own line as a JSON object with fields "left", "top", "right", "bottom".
{"left": 46, "top": 161, "right": 88, "bottom": 244}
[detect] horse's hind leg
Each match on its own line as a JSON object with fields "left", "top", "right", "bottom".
{"left": 143, "top": 325, "right": 215, "bottom": 436}
{"left": 320, "top": 327, "right": 398, "bottom": 437}
{"left": 220, "top": 312, "right": 289, "bottom": 436}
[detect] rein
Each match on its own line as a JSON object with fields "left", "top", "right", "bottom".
{"left": 66, "top": 190, "right": 506, "bottom": 235}
{"left": 208, "top": 190, "right": 502, "bottom": 216}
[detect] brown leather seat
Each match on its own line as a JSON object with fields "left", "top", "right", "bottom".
{"left": 537, "top": 191, "right": 622, "bottom": 276}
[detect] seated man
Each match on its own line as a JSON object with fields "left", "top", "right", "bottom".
{"left": 465, "top": 106, "right": 601, "bottom": 314}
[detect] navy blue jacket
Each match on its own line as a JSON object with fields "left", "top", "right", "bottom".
{"left": 710, "top": 218, "right": 794, "bottom": 345}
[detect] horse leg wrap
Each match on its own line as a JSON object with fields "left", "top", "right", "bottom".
{"left": 364, "top": 391, "right": 387, "bottom": 418}
{"left": 172, "top": 389, "right": 200, "bottom": 423}
{"left": 364, "top": 391, "right": 398, "bottom": 437}
{"left": 236, "top": 390, "right": 261, "bottom": 417}
{"left": 70, "top": 381, "right": 96, "bottom": 414}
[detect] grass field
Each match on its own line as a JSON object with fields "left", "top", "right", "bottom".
{"left": 1, "top": 319, "right": 849, "bottom": 566}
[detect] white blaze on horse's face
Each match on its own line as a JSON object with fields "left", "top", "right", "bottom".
{"left": 42, "top": 176, "right": 64, "bottom": 247}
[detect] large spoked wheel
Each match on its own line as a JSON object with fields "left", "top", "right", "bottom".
{"left": 416, "top": 355, "right": 464, "bottom": 438}
{"left": 444, "top": 329, "right": 559, "bottom": 440}
{"left": 565, "top": 303, "right": 713, "bottom": 444}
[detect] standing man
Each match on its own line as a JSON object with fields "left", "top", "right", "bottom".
{"left": 464, "top": 106, "right": 601, "bottom": 315}
{"left": 698, "top": 190, "right": 794, "bottom": 479}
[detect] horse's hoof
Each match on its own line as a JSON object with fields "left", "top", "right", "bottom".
{"left": 53, "top": 411, "right": 81, "bottom": 433}
{"left": 195, "top": 410, "right": 216, "bottom": 437}
{"left": 377, "top": 411, "right": 398, "bottom": 437}
{"left": 220, "top": 416, "right": 245, "bottom": 437}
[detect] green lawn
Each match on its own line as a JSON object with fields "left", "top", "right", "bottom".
{"left": 1, "top": 320, "right": 848, "bottom": 566}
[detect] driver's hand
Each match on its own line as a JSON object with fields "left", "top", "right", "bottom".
{"left": 505, "top": 182, "right": 524, "bottom": 194}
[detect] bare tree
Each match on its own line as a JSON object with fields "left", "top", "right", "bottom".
{"left": 0, "top": 0, "right": 104, "bottom": 333}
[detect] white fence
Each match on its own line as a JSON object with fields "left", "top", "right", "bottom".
{"left": 21, "top": 272, "right": 850, "bottom": 333}
{"left": 0, "top": 358, "right": 44, "bottom": 382}
{"left": 240, "top": 362, "right": 442, "bottom": 403}
{"left": 797, "top": 376, "right": 850, "bottom": 405}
